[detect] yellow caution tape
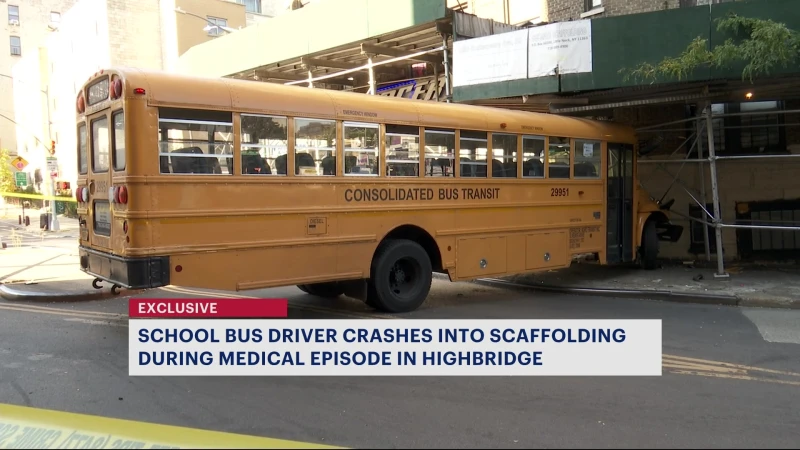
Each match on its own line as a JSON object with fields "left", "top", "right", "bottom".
{"left": 0, "top": 403, "right": 342, "bottom": 449}
{"left": 0, "top": 192, "right": 77, "bottom": 203}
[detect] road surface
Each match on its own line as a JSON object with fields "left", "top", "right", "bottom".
{"left": 1, "top": 279, "right": 799, "bottom": 448}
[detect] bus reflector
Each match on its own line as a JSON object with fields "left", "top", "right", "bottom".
{"left": 134, "top": 88, "right": 145, "bottom": 95}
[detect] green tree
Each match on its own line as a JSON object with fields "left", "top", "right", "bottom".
{"left": 620, "top": 14, "right": 800, "bottom": 84}
{"left": 0, "top": 148, "right": 16, "bottom": 194}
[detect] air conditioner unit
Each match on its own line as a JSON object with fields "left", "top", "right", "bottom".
{"left": 9, "top": 19, "right": 20, "bottom": 26}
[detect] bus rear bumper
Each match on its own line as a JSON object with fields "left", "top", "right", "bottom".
{"left": 79, "top": 246, "right": 170, "bottom": 290}
{"left": 657, "top": 223, "right": 684, "bottom": 243}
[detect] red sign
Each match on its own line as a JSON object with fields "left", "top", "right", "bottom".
{"left": 129, "top": 298, "right": 288, "bottom": 318}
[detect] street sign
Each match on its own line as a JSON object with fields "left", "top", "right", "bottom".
{"left": 10, "top": 156, "right": 28, "bottom": 171}
{"left": 46, "top": 156, "right": 58, "bottom": 172}
{"left": 14, "top": 172, "right": 27, "bottom": 187}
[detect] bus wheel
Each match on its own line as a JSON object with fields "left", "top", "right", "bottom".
{"left": 641, "top": 219, "right": 659, "bottom": 270}
{"left": 301, "top": 282, "right": 345, "bottom": 298}
{"left": 296, "top": 285, "right": 311, "bottom": 294}
{"left": 367, "top": 239, "right": 432, "bottom": 313}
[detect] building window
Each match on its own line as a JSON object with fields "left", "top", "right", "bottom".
{"left": 8, "top": 5, "right": 20, "bottom": 25}
{"left": 10, "top": 36, "right": 21, "bottom": 56}
{"left": 688, "top": 203, "right": 717, "bottom": 255}
{"left": 50, "top": 11, "right": 61, "bottom": 22}
{"left": 708, "top": 101, "right": 785, "bottom": 155}
{"left": 206, "top": 16, "right": 227, "bottom": 36}
{"left": 584, "top": 0, "right": 602, "bottom": 11}
{"left": 681, "top": 0, "right": 736, "bottom": 6}
{"left": 237, "top": 0, "right": 261, "bottom": 14}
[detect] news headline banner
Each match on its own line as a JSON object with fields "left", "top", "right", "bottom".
{"left": 128, "top": 300, "right": 662, "bottom": 376}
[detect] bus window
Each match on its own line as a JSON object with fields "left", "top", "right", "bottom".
{"left": 574, "top": 140, "right": 601, "bottom": 178}
{"left": 112, "top": 110, "right": 125, "bottom": 171}
{"left": 343, "top": 121, "right": 379, "bottom": 176}
{"left": 78, "top": 123, "right": 87, "bottom": 175}
{"left": 240, "top": 114, "right": 287, "bottom": 176}
{"left": 548, "top": 137, "right": 571, "bottom": 179}
{"left": 158, "top": 118, "right": 233, "bottom": 175}
{"left": 492, "top": 133, "right": 518, "bottom": 178}
{"left": 460, "top": 130, "right": 487, "bottom": 178}
{"left": 522, "top": 135, "right": 545, "bottom": 178}
{"left": 424, "top": 128, "right": 455, "bottom": 177}
{"left": 295, "top": 118, "right": 335, "bottom": 176}
{"left": 385, "top": 124, "right": 419, "bottom": 177}
{"left": 92, "top": 117, "right": 109, "bottom": 173}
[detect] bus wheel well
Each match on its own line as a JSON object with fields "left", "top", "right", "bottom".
{"left": 380, "top": 225, "right": 443, "bottom": 273}
{"left": 647, "top": 211, "right": 670, "bottom": 227}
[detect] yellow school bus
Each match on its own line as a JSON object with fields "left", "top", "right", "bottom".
{"left": 74, "top": 67, "right": 682, "bottom": 312}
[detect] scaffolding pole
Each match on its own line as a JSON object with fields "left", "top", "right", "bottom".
{"left": 441, "top": 33, "right": 452, "bottom": 103}
{"left": 695, "top": 104, "right": 711, "bottom": 261}
{"left": 367, "top": 57, "right": 375, "bottom": 95}
{"left": 703, "top": 105, "right": 727, "bottom": 277}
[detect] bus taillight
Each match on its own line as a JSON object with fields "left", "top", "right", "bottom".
{"left": 117, "top": 186, "right": 128, "bottom": 204}
{"left": 110, "top": 185, "right": 128, "bottom": 205}
{"left": 76, "top": 186, "right": 88, "bottom": 204}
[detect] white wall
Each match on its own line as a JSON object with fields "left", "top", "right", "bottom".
{"left": 11, "top": 50, "right": 48, "bottom": 187}
{"left": 45, "top": 0, "right": 111, "bottom": 187}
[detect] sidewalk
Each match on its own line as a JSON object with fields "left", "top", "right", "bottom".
{"left": 488, "top": 260, "right": 800, "bottom": 309}
{"left": 0, "top": 246, "right": 123, "bottom": 302}
{"left": 0, "top": 204, "right": 80, "bottom": 249}
{"left": 0, "top": 206, "right": 127, "bottom": 302}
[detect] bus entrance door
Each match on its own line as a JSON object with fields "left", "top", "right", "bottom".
{"left": 606, "top": 143, "right": 634, "bottom": 264}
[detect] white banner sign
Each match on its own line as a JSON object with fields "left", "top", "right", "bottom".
{"left": 528, "top": 20, "right": 593, "bottom": 78}
{"left": 452, "top": 28, "right": 528, "bottom": 87}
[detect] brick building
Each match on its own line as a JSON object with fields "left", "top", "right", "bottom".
{"left": 547, "top": 0, "right": 679, "bottom": 22}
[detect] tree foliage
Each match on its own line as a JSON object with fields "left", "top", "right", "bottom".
{"left": 0, "top": 148, "right": 16, "bottom": 194}
{"left": 619, "top": 14, "right": 800, "bottom": 84}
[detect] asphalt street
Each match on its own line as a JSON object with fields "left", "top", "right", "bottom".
{"left": 1, "top": 279, "right": 799, "bottom": 448}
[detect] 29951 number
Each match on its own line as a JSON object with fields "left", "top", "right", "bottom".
{"left": 550, "top": 187, "right": 569, "bottom": 197}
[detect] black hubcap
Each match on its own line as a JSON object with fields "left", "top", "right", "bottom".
{"left": 389, "top": 257, "right": 419, "bottom": 298}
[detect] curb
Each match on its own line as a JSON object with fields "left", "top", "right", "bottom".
{"left": 432, "top": 274, "right": 800, "bottom": 310}
{"left": 0, "top": 283, "right": 131, "bottom": 303}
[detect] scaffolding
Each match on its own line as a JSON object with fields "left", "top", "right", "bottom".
{"left": 636, "top": 102, "right": 800, "bottom": 277}
{"left": 284, "top": 43, "right": 452, "bottom": 101}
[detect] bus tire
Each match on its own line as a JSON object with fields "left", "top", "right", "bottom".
{"left": 296, "top": 284, "right": 311, "bottom": 294}
{"left": 300, "top": 282, "right": 345, "bottom": 298}
{"left": 641, "top": 219, "right": 659, "bottom": 270}
{"left": 367, "top": 239, "right": 432, "bottom": 313}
